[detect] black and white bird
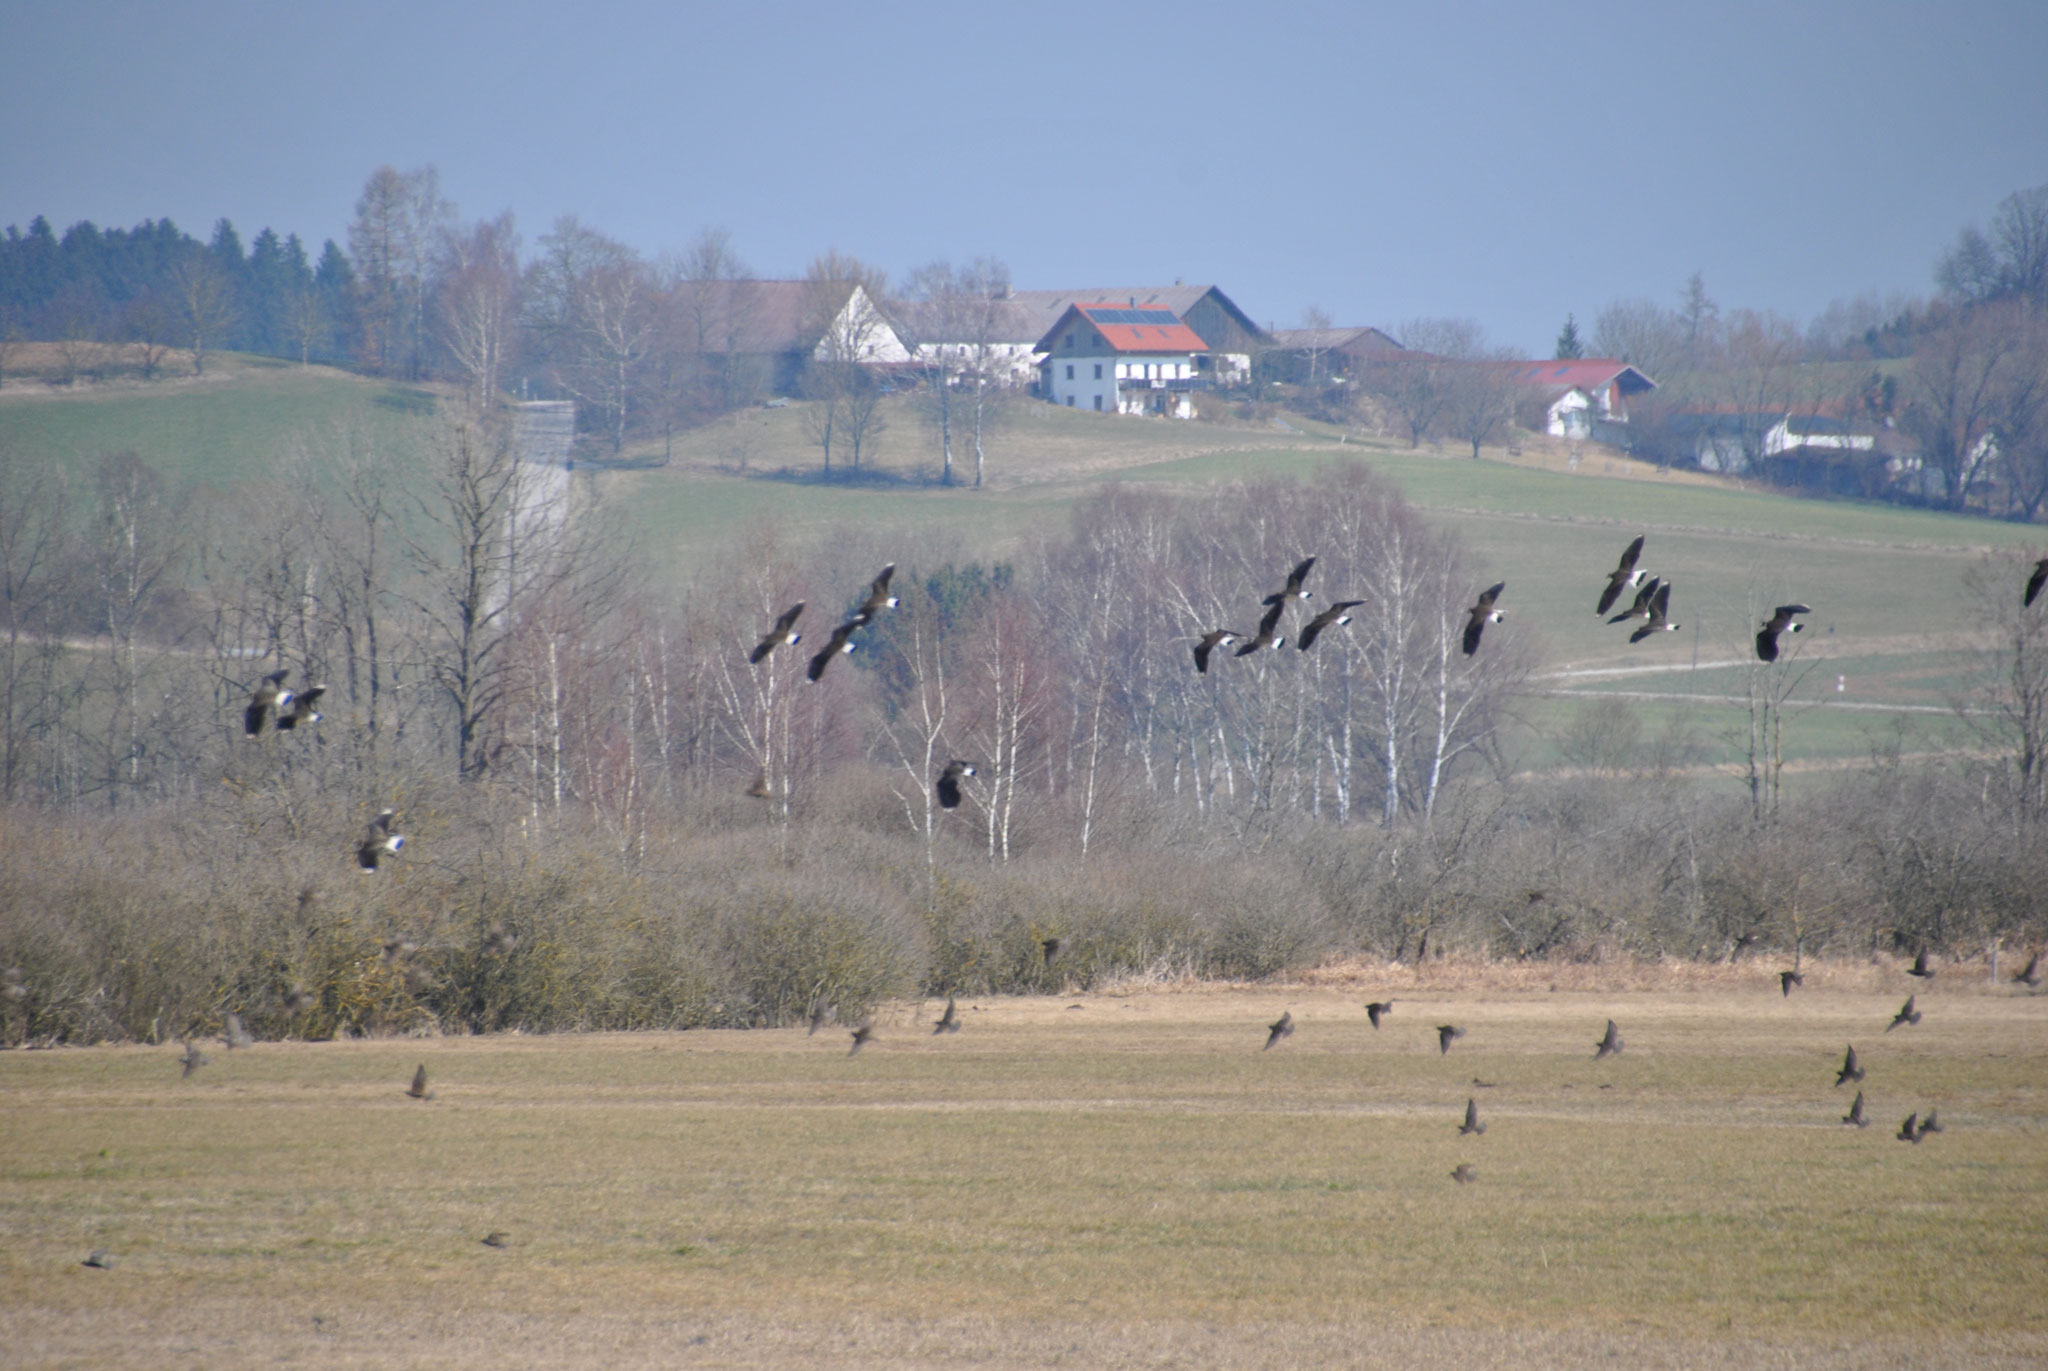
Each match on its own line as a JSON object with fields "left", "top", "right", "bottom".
{"left": 1593, "top": 1019, "right": 1623, "bottom": 1059}
{"left": 1462, "top": 583, "right": 1506, "bottom": 656}
{"left": 1755, "top": 604, "right": 1811, "bottom": 662}
{"left": 749, "top": 603, "right": 805, "bottom": 664}
{"left": 405, "top": 1064, "right": 432, "bottom": 1100}
{"left": 1264, "top": 1010, "right": 1294, "bottom": 1050}
{"left": 1192, "top": 630, "right": 1245, "bottom": 673}
{"left": 806, "top": 612, "right": 873, "bottom": 682}
{"left": 244, "top": 669, "right": 293, "bottom": 736}
{"left": 858, "top": 565, "right": 901, "bottom": 616}
{"left": 1842, "top": 1090, "right": 1869, "bottom": 1128}
{"left": 2025, "top": 557, "right": 2047, "bottom": 609}
{"left": 1437, "top": 1024, "right": 1466, "bottom": 1054}
{"left": 1606, "top": 576, "right": 1663, "bottom": 626}
{"left": 1835, "top": 1044, "right": 1865, "bottom": 1086}
{"left": 1780, "top": 970, "right": 1804, "bottom": 997}
{"left": 1298, "top": 601, "right": 1365, "bottom": 651}
{"left": 933, "top": 997, "right": 960, "bottom": 1034}
{"left": 2013, "top": 951, "right": 2043, "bottom": 988}
{"left": 1595, "top": 535, "right": 1648, "bottom": 616}
{"left": 1886, "top": 995, "right": 1921, "bottom": 1032}
{"left": 1234, "top": 600, "right": 1289, "bottom": 656}
{"left": 848, "top": 1024, "right": 874, "bottom": 1056}
{"left": 1449, "top": 1163, "right": 1478, "bottom": 1185}
{"left": 1906, "top": 949, "right": 1936, "bottom": 980}
{"left": 936, "top": 760, "right": 976, "bottom": 810}
{"left": 275, "top": 685, "right": 325, "bottom": 731}
{"left": 1628, "top": 582, "right": 1679, "bottom": 644}
{"left": 1458, "top": 1097, "right": 1486, "bottom": 1136}
{"left": 1262, "top": 557, "right": 1317, "bottom": 607}
{"left": 357, "top": 810, "right": 404, "bottom": 872}
{"left": 1365, "top": 1000, "right": 1393, "bottom": 1029}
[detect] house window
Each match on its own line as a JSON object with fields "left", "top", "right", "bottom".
{"left": 1093, "top": 394, "right": 1103, "bottom": 411}
{"left": 1093, "top": 363, "right": 1102, "bottom": 380}
{"left": 1065, "top": 364, "right": 1074, "bottom": 380}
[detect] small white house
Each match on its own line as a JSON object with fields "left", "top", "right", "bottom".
{"left": 1500, "top": 359, "right": 1658, "bottom": 438}
{"left": 1035, "top": 303, "right": 1209, "bottom": 418}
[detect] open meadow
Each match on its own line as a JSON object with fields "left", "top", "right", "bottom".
{"left": 4, "top": 969, "right": 2044, "bottom": 1369}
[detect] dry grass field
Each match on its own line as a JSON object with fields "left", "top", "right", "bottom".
{"left": 4, "top": 967, "right": 2043, "bottom": 1369}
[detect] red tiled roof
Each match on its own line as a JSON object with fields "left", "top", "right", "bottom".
{"left": 1036, "top": 303, "right": 1208, "bottom": 354}
{"left": 1496, "top": 358, "right": 1658, "bottom": 393}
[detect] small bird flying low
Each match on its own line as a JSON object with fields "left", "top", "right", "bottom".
{"left": 1462, "top": 583, "right": 1506, "bottom": 656}
{"left": 1262, "top": 557, "right": 1316, "bottom": 607}
{"left": 933, "top": 996, "right": 960, "bottom": 1034}
{"left": 178, "top": 1039, "right": 208, "bottom": 1078}
{"left": 1606, "top": 576, "right": 1663, "bottom": 626}
{"left": 1593, "top": 1019, "right": 1623, "bottom": 1059}
{"left": 1364, "top": 1000, "right": 1393, "bottom": 1029}
{"left": 1886, "top": 995, "right": 1921, "bottom": 1032}
{"left": 357, "top": 809, "right": 404, "bottom": 872}
{"left": 2013, "top": 951, "right": 2043, "bottom": 988}
{"left": 1264, "top": 1010, "right": 1294, "bottom": 1050}
{"left": 1437, "top": 1024, "right": 1466, "bottom": 1054}
{"left": 1755, "top": 604, "right": 1811, "bottom": 662}
{"left": 806, "top": 612, "right": 872, "bottom": 682}
{"left": 2025, "top": 557, "right": 2047, "bottom": 609}
{"left": 1449, "top": 1163, "right": 1477, "bottom": 1185}
{"left": 1458, "top": 1098, "right": 1486, "bottom": 1136}
{"left": 1906, "top": 949, "right": 1935, "bottom": 979}
{"left": 244, "top": 669, "right": 293, "bottom": 736}
{"left": 1896, "top": 1112, "right": 1920, "bottom": 1143}
{"left": 1842, "top": 1091, "right": 1868, "bottom": 1128}
{"left": 1297, "top": 601, "right": 1365, "bottom": 651}
{"left": 1835, "top": 1044, "right": 1864, "bottom": 1086}
{"left": 1595, "top": 535, "right": 1647, "bottom": 616}
{"left": 1192, "top": 630, "right": 1244, "bottom": 674}
{"left": 1041, "top": 937, "right": 1063, "bottom": 966}
{"left": 1780, "top": 970, "right": 1804, "bottom": 997}
{"left": 749, "top": 603, "right": 805, "bottom": 664}
{"left": 1234, "top": 600, "right": 1289, "bottom": 656}
{"left": 848, "top": 1024, "right": 874, "bottom": 1056}
{"left": 1628, "top": 582, "right": 1680, "bottom": 644}
{"left": 405, "top": 1064, "right": 432, "bottom": 1100}
{"left": 275, "top": 685, "right": 325, "bottom": 731}
{"left": 858, "top": 565, "right": 900, "bottom": 616}
{"left": 936, "top": 760, "right": 976, "bottom": 810}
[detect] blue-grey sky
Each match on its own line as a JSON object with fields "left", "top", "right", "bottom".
{"left": 5, "top": 0, "right": 2044, "bottom": 354}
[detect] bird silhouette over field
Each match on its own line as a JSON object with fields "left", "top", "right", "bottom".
{"left": 1264, "top": 1010, "right": 1294, "bottom": 1050}
{"left": 1437, "top": 1024, "right": 1466, "bottom": 1054}
{"left": 1458, "top": 1098, "right": 1486, "bottom": 1135}
{"left": 1298, "top": 601, "right": 1365, "bottom": 651}
{"left": 1595, "top": 535, "right": 1647, "bottom": 615}
{"left": 81, "top": 1249, "right": 114, "bottom": 1269}
{"left": 1835, "top": 1044, "right": 1865, "bottom": 1086}
{"left": 1887, "top": 996, "right": 1922, "bottom": 1032}
{"left": 1917, "top": 1108, "right": 1943, "bottom": 1137}
{"left": 1780, "top": 970, "right": 1804, "bottom": 997}
{"left": 936, "top": 760, "right": 976, "bottom": 810}
{"left": 178, "top": 1039, "right": 208, "bottom": 1078}
{"left": 1041, "top": 937, "right": 1063, "bottom": 967}
{"left": 1593, "top": 1019, "right": 1623, "bottom": 1059}
{"left": 1897, "top": 1112, "right": 1920, "bottom": 1142}
{"left": 481, "top": 1231, "right": 511, "bottom": 1249}
{"left": 933, "top": 997, "right": 960, "bottom": 1034}
{"left": 1449, "top": 1163, "right": 1477, "bottom": 1185}
{"left": 1462, "top": 583, "right": 1506, "bottom": 655}
{"left": 1192, "top": 630, "right": 1244, "bottom": 673}
{"left": 1755, "top": 604, "right": 1811, "bottom": 662}
{"left": 1842, "top": 1091, "right": 1869, "bottom": 1128}
{"left": 2026, "top": 557, "right": 2047, "bottom": 609}
{"left": 848, "top": 1024, "right": 874, "bottom": 1056}
{"left": 1365, "top": 1000, "right": 1393, "bottom": 1029}
{"left": 357, "top": 809, "right": 404, "bottom": 872}
{"left": 1234, "top": 601, "right": 1289, "bottom": 656}
{"left": 1906, "top": 950, "right": 1936, "bottom": 979}
{"left": 749, "top": 603, "right": 805, "bottom": 664}
{"left": 1262, "top": 557, "right": 1317, "bottom": 607}
{"left": 806, "top": 1000, "right": 835, "bottom": 1035}
{"left": 1607, "top": 576, "right": 1663, "bottom": 626}
{"left": 2014, "top": 951, "right": 2043, "bottom": 988}
{"left": 243, "top": 669, "right": 293, "bottom": 736}
{"left": 405, "top": 1064, "right": 433, "bottom": 1100}
{"left": 1628, "top": 582, "right": 1680, "bottom": 644}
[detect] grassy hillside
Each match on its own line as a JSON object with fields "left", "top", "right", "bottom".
{"left": 5, "top": 368, "right": 2040, "bottom": 774}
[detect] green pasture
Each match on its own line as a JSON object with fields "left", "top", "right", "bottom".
{"left": 2, "top": 982, "right": 2042, "bottom": 1368}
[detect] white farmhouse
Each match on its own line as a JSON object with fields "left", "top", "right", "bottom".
{"left": 1500, "top": 359, "right": 1658, "bottom": 439}
{"left": 1035, "top": 302, "right": 1209, "bottom": 418}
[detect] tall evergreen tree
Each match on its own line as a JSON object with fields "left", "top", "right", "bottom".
{"left": 1554, "top": 313, "right": 1585, "bottom": 360}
